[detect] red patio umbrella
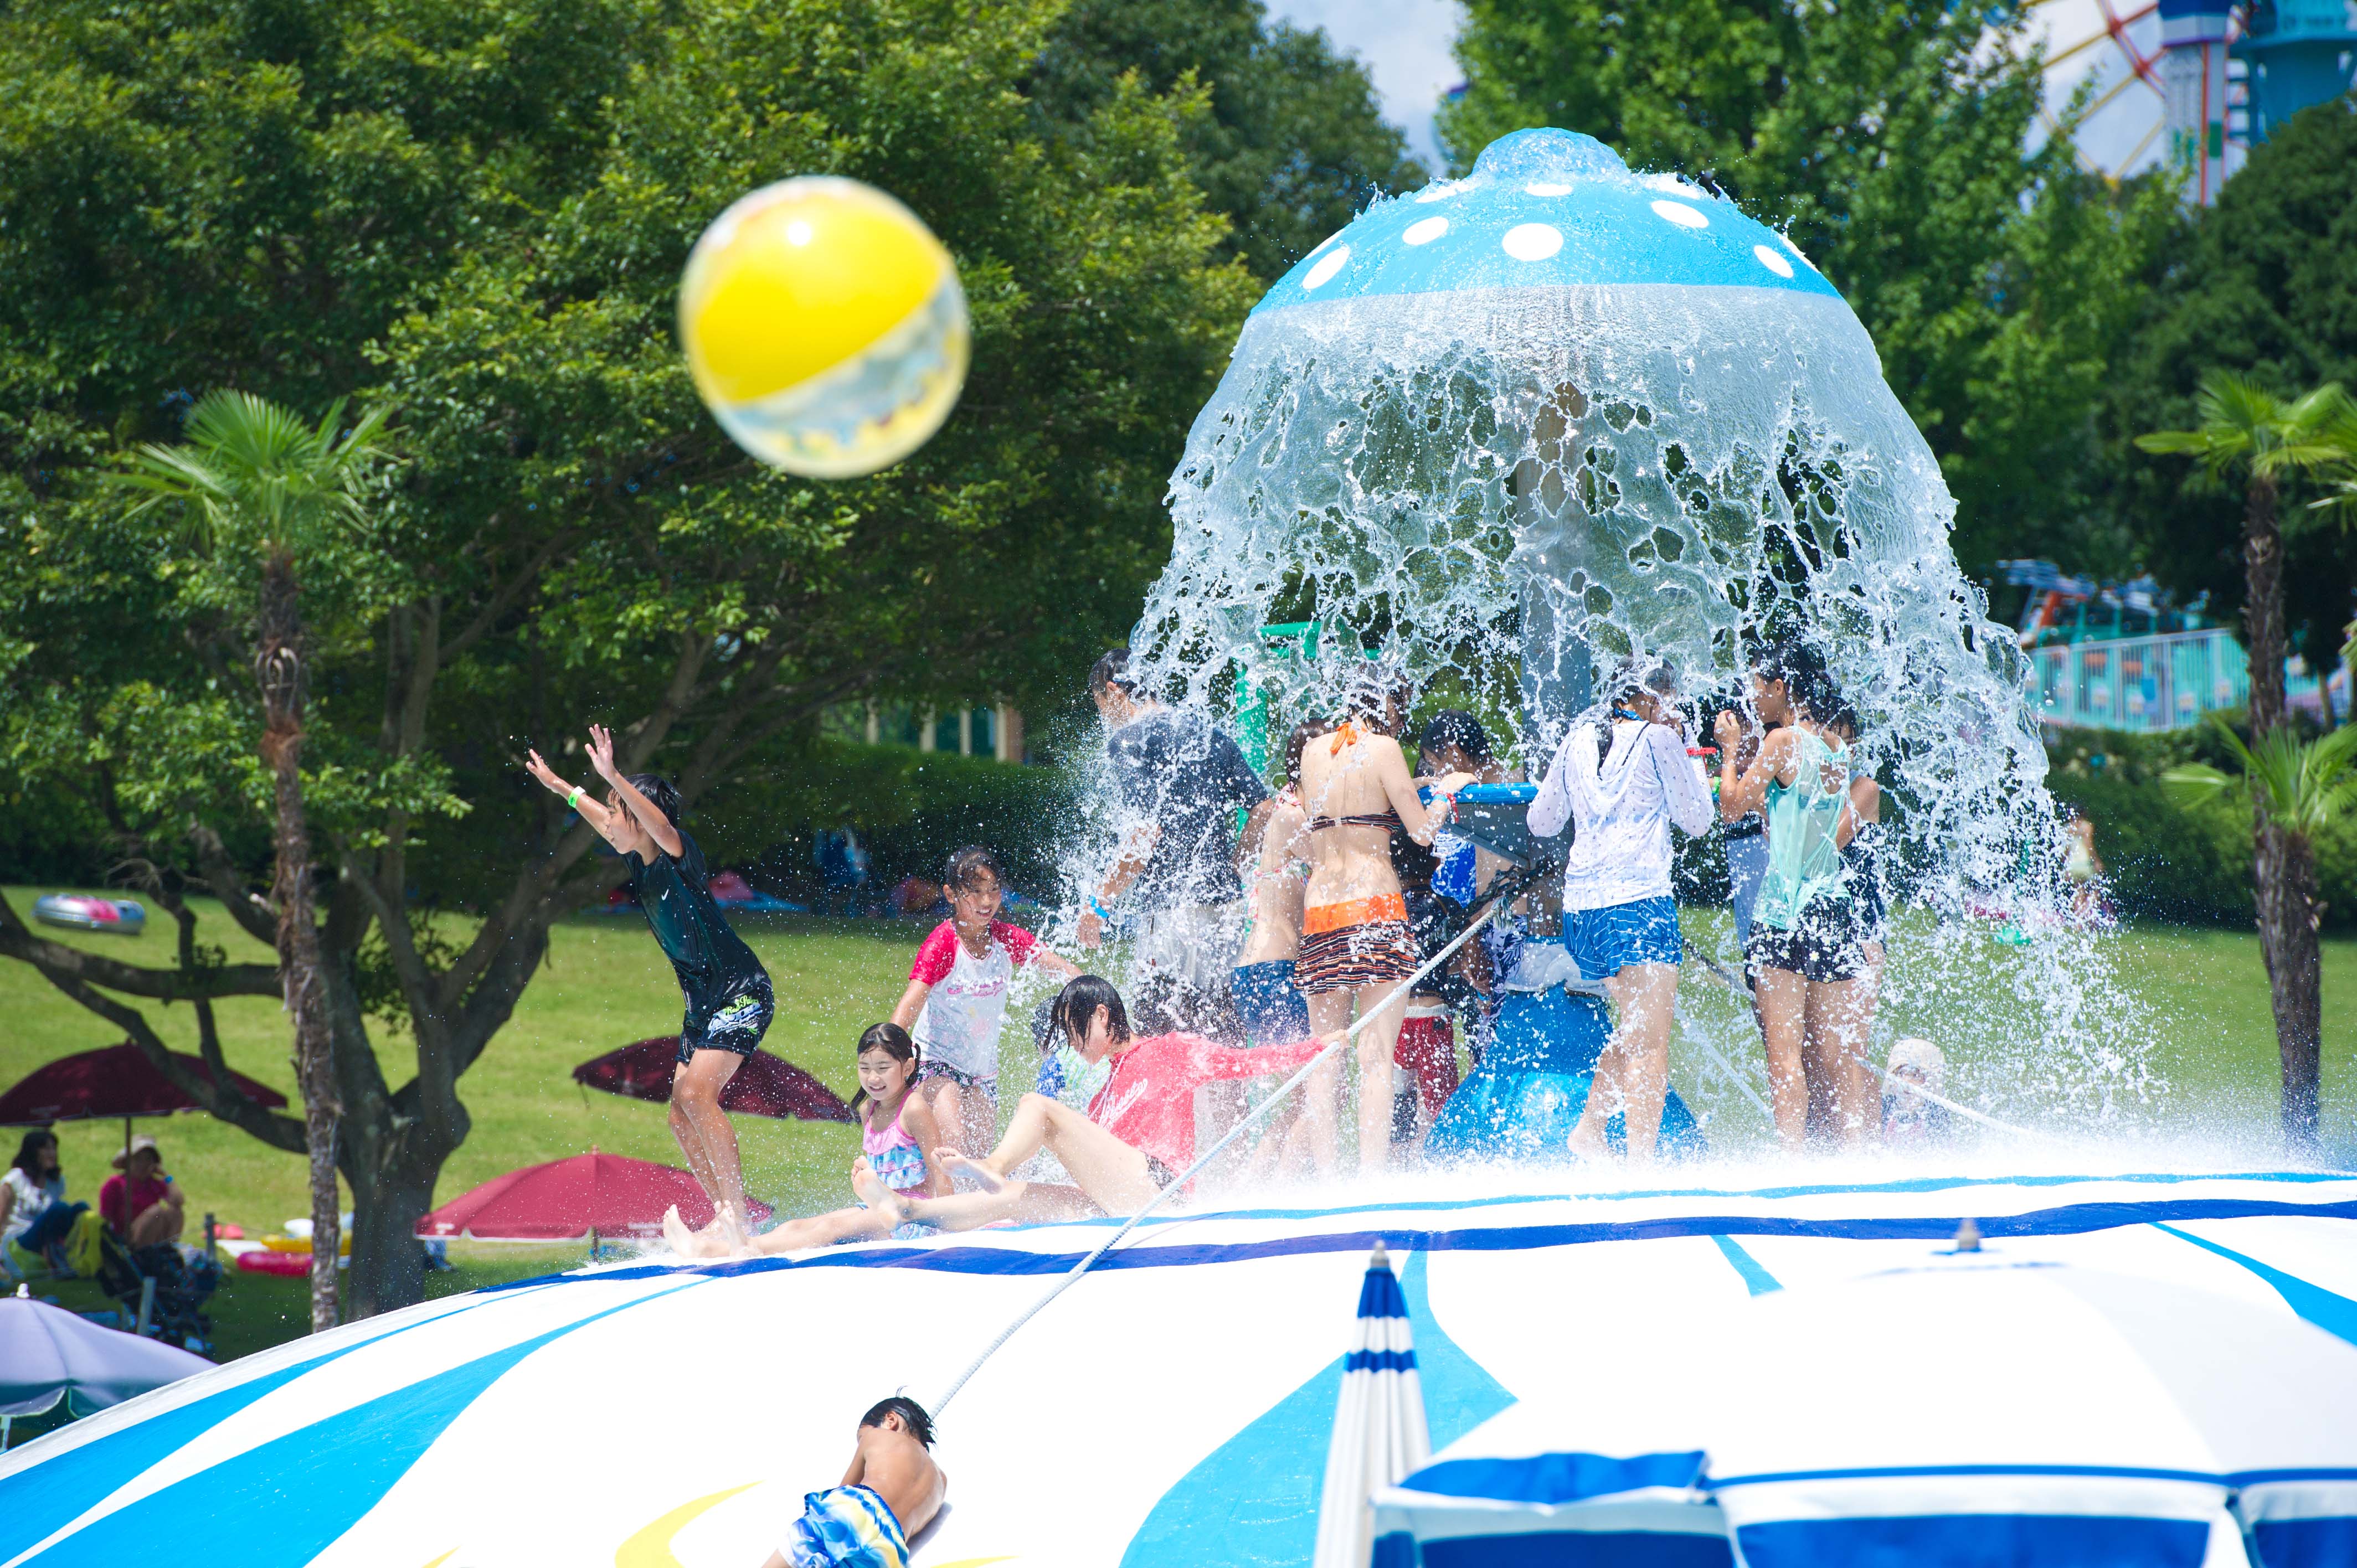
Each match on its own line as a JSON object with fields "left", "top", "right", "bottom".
{"left": 0, "top": 1042, "right": 290, "bottom": 1163}
{"left": 413, "top": 1151, "right": 773, "bottom": 1243}
{"left": 572, "top": 1039, "right": 855, "bottom": 1123}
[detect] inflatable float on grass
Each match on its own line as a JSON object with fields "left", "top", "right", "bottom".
{"left": 30, "top": 895, "right": 145, "bottom": 935}
{"left": 1, "top": 1165, "right": 2350, "bottom": 1567}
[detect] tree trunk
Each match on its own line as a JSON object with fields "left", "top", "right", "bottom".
{"left": 2253, "top": 818, "right": 2324, "bottom": 1154}
{"left": 2244, "top": 472, "right": 2288, "bottom": 737}
{"left": 2240, "top": 472, "right": 2318, "bottom": 1156}
{"left": 257, "top": 554, "right": 340, "bottom": 1333}
{"left": 346, "top": 1159, "right": 445, "bottom": 1317}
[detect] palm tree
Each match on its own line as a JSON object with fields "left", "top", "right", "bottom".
{"left": 2137, "top": 375, "right": 2352, "bottom": 734}
{"left": 2165, "top": 723, "right": 2357, "bottom": 1151}
{"left": 2139, "top": 375, "right": 2354, "bottom": 1156}
{"left": 115, "top": 391, "right": 396, "bottom": 1332}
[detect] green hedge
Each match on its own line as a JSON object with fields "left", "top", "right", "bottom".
{"left": 700, "top": 740, "right": 1077, "bottom": 899}
{"left": 2044, "top": 725, "right": 2357, "bottom": 930}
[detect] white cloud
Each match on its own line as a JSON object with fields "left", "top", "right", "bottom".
{"left": 1269, "top": 0, "right": 1466, "bottom": 174}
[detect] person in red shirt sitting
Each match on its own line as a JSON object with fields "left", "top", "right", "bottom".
{"left": 100, "top": 1134, "right": 184, "bottom": 1249}
{"left": 857, "top": 976, "right": 1326, "bottom": 1230}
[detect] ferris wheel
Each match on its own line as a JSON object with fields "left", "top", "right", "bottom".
{"left": 2027, "top": 0, "right": 2247, "bottom": 198}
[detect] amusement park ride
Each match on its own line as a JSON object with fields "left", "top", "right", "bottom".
{"left": 2037, "top": 0, "right": 2357, "bottom": 198}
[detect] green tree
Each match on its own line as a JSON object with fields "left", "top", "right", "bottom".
{"left": 2101, "top": 97, "right": 2357, "bottom": 689}
{"left": 1028, "top": 0, "right": 1424, "bottom": 280}
{"left": 2139, "top": 376, "right": 2357, "bottom": 1153}
{"left": 0, "top": 0, "right": 1252, "bottom": 1314}
{"left": 1439, "top": 0, "right": 2180, "bottom": 576}
{"left": 114, "top": 390, "right": 396, "bottom": 1332}
{"left": 2165, "top": 721, "right": 2357, "bottom": 1150}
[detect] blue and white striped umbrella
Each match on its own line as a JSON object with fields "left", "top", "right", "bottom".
{"left": 1375, "top": 1262, "right": 2357, "bottom": 1568}
{"left": 1318, "top": 1242, "right": 1430, "bottom": 1568}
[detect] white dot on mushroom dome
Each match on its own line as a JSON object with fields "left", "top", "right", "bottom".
{"left": 1525, "top": 183, "right": 1571, "bottom": 196}
{"left": 1650, "top": 200, "right": 1708, "bottom": 230}
{"left": 1303, "top": 246, "right": 1351, "bottom": 289}
{"left": 1501, "top": 223, "right": 1563, "bottom": 261}
{"left": 1403, "top": 216, "right": 1449, "bottom": 246}
{"left": 1752, "top": 243, "right": 1794, "bottom": 278}
{"left": 1413, "top": 184, "right": 1461, "bottom": 204}
{"left": 1306, "top": 230, "right": 1342, "bottom": 259}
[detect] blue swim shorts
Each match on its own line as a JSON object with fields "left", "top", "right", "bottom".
{"left": 1231, "top": 959, "right": 1312, "bottom": 1045}
{"left": 788, "top": 1483, "right": 908, "bottom": 1568}
{"left": 1562, "top": 895, "right": 1682, "bottom": 980}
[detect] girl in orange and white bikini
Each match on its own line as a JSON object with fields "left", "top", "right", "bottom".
{"left": 1294, "top": 674, "right": 1475, "bottom": 1175}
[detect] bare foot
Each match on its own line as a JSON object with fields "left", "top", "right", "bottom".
{"left": 661, "top": 1205, "right": 713, "bottom": 1260}
{"left": 1567, "top": 1118, "right": 1612, "bottom": 1164}
{"left": 706, "top": 1200, "right": 752, "bottom": 1257}
{"left": 935, "top": 1149, "right": 1006, "bottom": 1194}
{"left": 851, "top": 1158, "right": 910, "bottom": 1223}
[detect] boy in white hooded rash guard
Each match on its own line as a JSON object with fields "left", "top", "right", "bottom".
{"left": 1527, "top": 660, "right": 1715, "bottom": 1163}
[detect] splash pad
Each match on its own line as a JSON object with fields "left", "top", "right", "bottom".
{"left": 2, "top": 129, "right": 2349, "bottom": 1566}
{"left": 1, "top": 1170, "right": 2353, "bottom": 1566}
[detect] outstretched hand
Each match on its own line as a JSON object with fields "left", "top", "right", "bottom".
{"left": 524, "top": 749, "right": 562, "bottom": 791}
{"left": 586, "top": 723, "right": 620, "bottom": 785}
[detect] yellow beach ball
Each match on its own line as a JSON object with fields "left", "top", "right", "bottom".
{"left": 679, "top": 177, "right": 969, "bottom": 478}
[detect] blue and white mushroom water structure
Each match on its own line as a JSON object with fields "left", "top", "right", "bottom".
{"left": 1140, "top": 126, "right": 2045, "bottom": 910}
{"left": 0, "top": 129, "right": 2349, "bottom": 1568}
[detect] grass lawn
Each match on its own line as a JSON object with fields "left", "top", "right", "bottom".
{"left": 4, "top": 883, "right": 2354, "bottom": 1374}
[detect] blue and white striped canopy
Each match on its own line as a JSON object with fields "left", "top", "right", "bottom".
{"left": 0, "top": 1169, "right": 2351, "bottom": 1566}
{"left": 1318, "top": 1246, "right": 1429, "bottom": 1567}
{"left": 1374, "top": 1261, "right": 2357, "bottom": 1568}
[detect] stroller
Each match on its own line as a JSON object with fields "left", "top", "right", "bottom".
{"left": 92, "top": 1227, "right": 217, "bottom": 1352}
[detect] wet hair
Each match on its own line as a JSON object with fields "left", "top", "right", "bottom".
{"left": 943, "top": 844, "right": 1004, "bottom": 896}
{"left": 1752, "top": 642, "right": 1830, "bottom": 717}
{"left": 849, "top": 1022, "right": 919, "bottom": 1115}
{"left": 1053, "top": 973, "right": 1131, "bottom": 1050}
{"left": 1418, "top": 709, "right": 1491, "bottom": 764}
{"left": 625, "top": 773, "right": 682, "bottom": 831}
{"left": 860, "top": 1395, "right": 935, "bottom": 1447}
{"left": 1607, "top": 657, "right": 1680, "bottom": 707}
{"left": 11, "top": 1128, "right": 55, "bottom": 1178}
{"left": 1334, "top": 660, "right": 1414, "bottom": 729}
{"left": 1030, "top": 995, "right": 1061, "bottom": 1053}
{"left": 1088, "top": 647, "right": 1137, "bottom": 698}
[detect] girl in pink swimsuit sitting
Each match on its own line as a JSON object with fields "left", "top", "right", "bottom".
{"left": 665, "top": 1024, "right": 945, "bottom": 1258}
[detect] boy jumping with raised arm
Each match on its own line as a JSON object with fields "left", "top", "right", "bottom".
{"left": 526, "top": 724, "right": 773, "bottom": 1253}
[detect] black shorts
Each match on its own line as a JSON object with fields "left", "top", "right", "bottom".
{"left": 677, "top": 975, "right": 775, "bottom": 1060}
{"left": 1745, "top": 900, "right": 1866, "bottom": 984}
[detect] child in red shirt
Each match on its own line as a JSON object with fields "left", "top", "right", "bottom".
{"left": 888, "top": 847, "right": 1079, "bottom": 1156}
{"left": 857, "top": 976, "right": 1326, "bottom": 1231}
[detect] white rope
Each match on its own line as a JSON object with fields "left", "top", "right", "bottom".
{"left": 1685, "top": 950, "right": 2058, "bottom": 1144}
{"left": 1678, "top": 1014, "right": 1776, "bottom": 1119}
{"left": 931, "top": 899, "right": 1506, "bottom": 1415}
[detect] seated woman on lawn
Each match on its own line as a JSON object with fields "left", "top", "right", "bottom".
{"left": 858, "top": 975, "right": 1327, "bottom": 1231}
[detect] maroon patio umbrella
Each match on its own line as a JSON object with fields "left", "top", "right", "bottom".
{"left": 0, "top": 1042, "right": 290, "bottom": 1163}
{"left": 413, "top": 1151, "right": 773, "bottom": 1243}
{"left": 572, "top": 1039, "right": 855, "bottom": 1123}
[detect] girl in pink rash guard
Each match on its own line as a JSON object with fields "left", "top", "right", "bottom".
{"left": 889, "top": 846, "right": 1080, "bottom": 1153}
